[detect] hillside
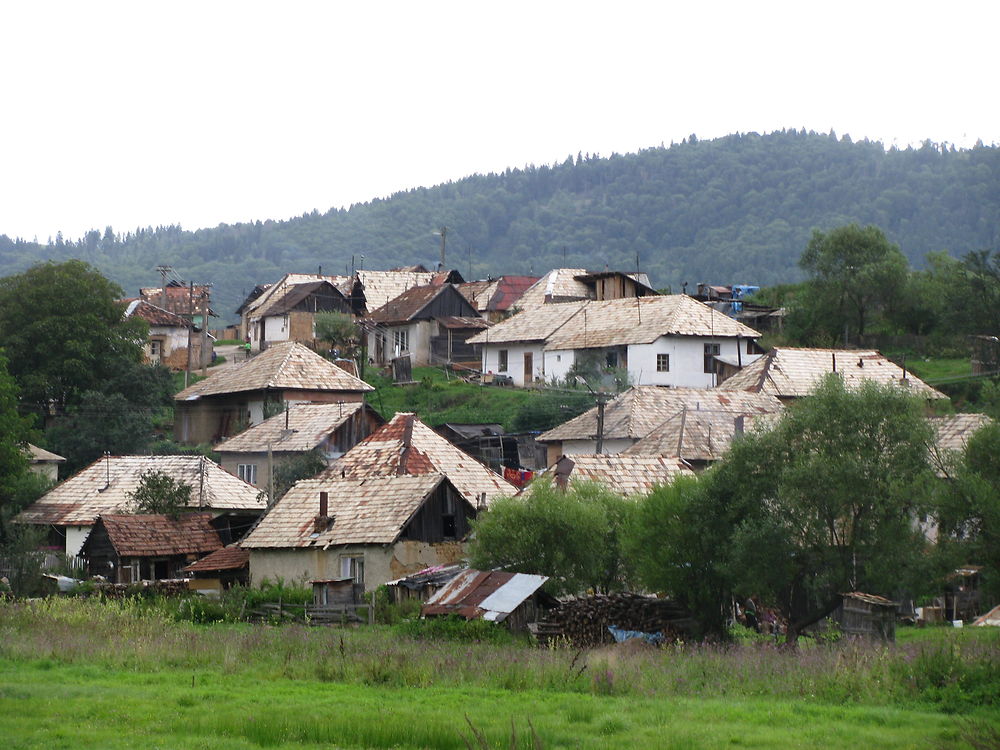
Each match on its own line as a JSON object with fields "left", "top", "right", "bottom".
{"left": 2, "top": 130, "right": 997, "bottom": 322}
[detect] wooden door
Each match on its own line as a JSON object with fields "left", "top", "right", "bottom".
{"left": 523, "top": 352, "right": 533, "bottom": 384}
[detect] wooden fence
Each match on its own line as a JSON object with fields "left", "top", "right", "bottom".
{"left": 248, "top": 601, "right": 373, "bottom": 625}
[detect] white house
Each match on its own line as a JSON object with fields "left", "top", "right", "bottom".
{"left": 467, "top": 295, "right": 762, "bottom": 388}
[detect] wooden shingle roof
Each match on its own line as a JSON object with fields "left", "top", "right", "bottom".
{"left": 717, "top": 347, "right": 946, "bottom": 399}
{"left": 241, "top": 473, "right": 460, "bottom": 549}
{"left": 183, "top": 545, "right": 250, "bottom": 572}
{"left": 624, "top": 409, "right": 781, "bottom": 462}
{"left": 15, "top": 455, "right": 266, "bottom": 526}
{"left": 515, "top": 268, "right": 593, "bottom": 308}
{"left": 97, "top": 513, "right": 222, "bottom": 557}
{"left": 244, "top": 274, "right": 351, "bottom": 320}
{"left": 175, "top": 342, "right": 373, "bottom": 400}
{"left": 124, "top": 299, "right": 192, "bottom": 328}
{"left": 537, "top": 386, "right": 784, "bottom": 443}
{"left": 531, "top": 454, "right": 695, "bottom": 497}
{"left": 465, "top": 301, "right": 586, "bottom": 345}
{"left": 215, "top": 402, "right": 379, "bottom": 454}
{"left": 322, "top": 413, "right": 517, "bottom": 505}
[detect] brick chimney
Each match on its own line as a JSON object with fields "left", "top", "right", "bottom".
{"left": 314, "top": 491, "right": 333, "bottom": 534}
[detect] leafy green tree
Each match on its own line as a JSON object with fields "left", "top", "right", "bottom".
{"left": 272, "top": 449, "right": 328, "bottom": 501}
{"left": 127, "top": 470, "right": 193, "bottom": 518}
{"left": 0, "top": 260, "right": 148, "bottom": 411}
{"left": 631, "top": 376, "right": 940, "bottom": 642}
{"left": 314, "top": 311, "right": 360, "bottom": 356}
{"left": 798, "top": 224, "right": 909, "bottom": 340}
{"left": 468, "top": 479, "right": 634, "bottom": 595}
{"left": 0, "top": 353, "right": 38, "bottom": 541}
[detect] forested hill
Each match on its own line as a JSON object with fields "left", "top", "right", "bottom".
{"left": 2, "top": 130, "right": 997, "bottom": 324}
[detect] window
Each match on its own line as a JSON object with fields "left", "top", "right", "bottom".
{"left": 393, "top": 328, "right": 409, "bottom": 354}
{"left": 498, "top": 349, "right": 508, "bottom": 372}
{"left": 606, "top": 351, "right": 618, "bottom": 368}
{"left": 237, "top": 463, "right": 258, "bottom": 485}
{"left": 656, "top": 353, "right": 670, "bottom": 372}
{"left": 704, "top": 343, "right": 721, "bottom": 373}
{"left": 340, "top": 556, "right": 365, "bottom": 585}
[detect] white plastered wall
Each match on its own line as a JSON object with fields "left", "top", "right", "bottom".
{"left": 480, "top": 343, "right": 547, "bottom": 386}
{"left": 627, "top": 335, "right": 760, "bottom": 388}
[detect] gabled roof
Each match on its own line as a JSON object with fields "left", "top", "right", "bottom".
{"left": 94, "top": 513, "right": 222, "bottom": 557}
{"left": 545, "top": 295, "right": 760, "bottom": 350}
{"left": 458, "top": 276, "right": 540, "bottom": 313}
{"left": 183, "top": 545, "right": 250, "bottom": 572}
{"left": 624, "top": 409, "right": 781, "bottom": 462}
{"left": 244, "top": 274, "right": 351, "bottom": 320}
{"left": 532, "top": 454, "right": 695, "bottom": 496}
{"left": 716, "top": 347, "right": 946, "bottom": 399}
{"left": 351, "top": 269, "right": 439, "bottom": 312}
{"left": 465, "top": 301, "right": 586, "bottom": 345}
{"left": 28, "top": 443, "right": 66, "bottom": 464}
{"left": 322, "top": 412, "right": 517, "bottom": 505}
{"left": 215, "top": 402, "right": 380, "bottom": 454}
{"left": 537, "top": 386, "right": 784, "bottom": 443}
{"left": 124, "top": 299, "right": 193, "bottom": 328}
{"left": 366, "top": 284, "right": 477, "bottom": 324}
{"left": 422, "top": 569, "right": 549, "bottom": 621}
{"left": 175, "top": 342, "right": 373, "bottom": 400}
{"left": 263, "top": 280, "right": 349, "bottom": 317}
{"left": 240, "top": 473, "right": 464, "bottom": 548}
{"left": 16, "top": 455, "right": 266, "bottom": 527}
{"left": 930, "top": 413, "right": 992, "bottom": 453}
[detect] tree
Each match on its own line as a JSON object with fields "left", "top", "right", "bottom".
{"left": 272, "top": 449, "right": 327, "bottom": 501}
{"left": 798, "top": 224, "right": 909, "bottom": 340}
{"left": 468, "top": 479, "right": 634, "bottom": 596}
{"left": 314, "top": 311, "right": 360, "bottom": 356}
{"left": 127, "top": 470, "right": 193, "bottom": 518}
{"left": 631, "top": 375, "right": 941, "bottom": 642}
{"left": 0, "top": 353, "right": 38, "bottom": 541}
{"left": 0, "top": 260, "right": 148, "bottom": 412}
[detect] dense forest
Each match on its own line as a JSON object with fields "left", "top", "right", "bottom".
{"left": 1, "top": 130, "right": 997, "bottom": 323}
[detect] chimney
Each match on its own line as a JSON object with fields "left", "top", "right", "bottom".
{"left": 319, "top": 491, "right": 328, "bottom": 518}
{"left": 314, "top": 491, "right": 332, "bottom": 533}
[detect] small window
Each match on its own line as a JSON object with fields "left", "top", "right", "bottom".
{"left": 237, "top": 463, "right": 258, "bottom": 485}
{"left": 393, "top": 328, "right": 409, "bottom": 354}
{"left": 340, "top": 556, "right": 364, "bottom": 585}
{"left": 656, "top": 353, "right": 670, "bottom": 372}
{"left": 704, "top": 343, "right": 721, "bottom": 373}
{"left": 498, "top": 349, "right": 509, "bottom": 372}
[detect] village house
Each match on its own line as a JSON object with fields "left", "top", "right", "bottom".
{"left": 457, "top": 275, "right": 540, "bottom": 322}
{"left": 15, "top": 455, "right": 267, "bottom": 557}
{"left": 80, "top": 513, "right": 224, "bottom": 584}
{"left": 139, "top": 281, "right": 214, "bottom": 329}
{"left": 365, "top": 284, "right": 486, "bottom": 368}
{"left": 173, "top": 341, "right": 374, "bottom": 444}
{"left": 123, "top": 299, "right": 205, "bottom": 370}
{"left": 236, "top": 274, "right": 352, "bottom": 352}
{"left": 26, "top": 444, "right": 65, "bottom": 483}
{"left": 241, "top": 473, "right": 478, "bottom": 591}
{"left": 348, "top": 267, "right": 464, "bottom": 315}
{"left": 467, "top": 295, "right": 762, "bottom": 388}
{"left": 213, "top": 401, "right": 385, "bottom": 489}
{"left": 928, "top": 413, "right": 992, "bottom": 475}
{"left": 514, "top": 268, "right": 658, "bottom": 309}
{"left": 716, "top": 347, "right": 947, "bottom": 403}
{"left": 536, "top": 385, "right": 784, "bottom": 465}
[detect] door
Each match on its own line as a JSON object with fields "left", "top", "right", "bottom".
{"left": 523, "top": 352, "right": 533, "bottom": 384}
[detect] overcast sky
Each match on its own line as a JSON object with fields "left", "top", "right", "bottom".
{"left": 1, "top": 1, "right": 997, "bottom": 243}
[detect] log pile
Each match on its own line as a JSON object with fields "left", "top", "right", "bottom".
{"left": 537, "top": 593, "right": 694, "bottom": 648}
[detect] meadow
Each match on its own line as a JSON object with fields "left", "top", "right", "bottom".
{"left": 1, "top": 598, "right": 998, "bottom": 749}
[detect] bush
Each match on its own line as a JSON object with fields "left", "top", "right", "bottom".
{"left": 391, "top": 615, "right": 519, "bottom": 645}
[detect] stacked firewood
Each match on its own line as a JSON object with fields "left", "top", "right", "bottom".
{"left": 537, "top": 593, "right": 694, "bottom": 648}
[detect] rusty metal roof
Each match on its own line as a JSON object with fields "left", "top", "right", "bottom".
{"left": 422, "top": 568, "right": 548, "bottom": 621}
{"left": 183, "top": 545, "right": 250, "bottom": 572}
{"left": 717, "top": 347, "right": 946, "bottom": 399}
{"left": 530, "top": 454, "right": 695, "bottom": 496}
{"left": 95, "top": 513, "right": 222, "bottom": 557}
{"left": 214, "top": 402, "right": 379, "bottom": 454}
{"left": 175, "top": 341, "right": 373, "bottom": 400}
{"left": 322, "top": 413, "right": 517, "bottom": 506}
{"left": 538, "top": 386, "right": 784, "bottom": 443}
{"left": 15, "top": 455, "right": 266, "bottom": 526}
{"left": 240, "top": 473, "right": 458, "bottom": 548}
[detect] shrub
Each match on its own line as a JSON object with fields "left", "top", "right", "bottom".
{"left": 391, "top": 615, "right": 518, "bottom": 645}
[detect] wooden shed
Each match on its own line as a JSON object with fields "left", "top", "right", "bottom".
{"left": 834, "top": 592, "right": 897, "bottom": 642}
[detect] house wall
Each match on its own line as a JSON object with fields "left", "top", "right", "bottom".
{"left": 627, "top": 335, "right": 757, "bottom": 388}
{"left": 369, "top": 321, "right": 434, "bottom": 367}
{"left": 66, "top": 526, "right": 91, "bottom": 557}
{"left": 249, "top": 540, "right": 468, "bottom": 592}
{"left": 29, "top": 462, "right": 59, "bottom": 483}
{"left": 263, "top": 315, "right": 291, "bottom": 346}
{"left": 480, "top": 343, "right": 547, "bottom": 386}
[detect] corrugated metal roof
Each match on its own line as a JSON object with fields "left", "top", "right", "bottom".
{"left": 466, "top": 301, "right": 586, "bottom": 345}
{"left": 717, "top": 347, "right": 946, "bottom": 399}
{"left": 174, "top": 341, "right": 373, "bottom": 400}
{"left": 322, "top": 413, "right": 517, "bottom": 506}
{"left": 214, "top": 402, "right": 376, "bottom": 454}
{"left": 530, "top": 454, "right": 695, "bottom": 496}
{"left": 15, "top": 455, "right": 266, "bottom": 526}
{"left": 422, "top": 568, "right": 548, "bottom": 621}
{"left": 240, "top": 473, "right": 454, "bottom": 548}
{"left": 538, "top": 386, "right": 784, "bottom": 443}
{"left": 98, "top": 513, "right": 222, "bottom": 557}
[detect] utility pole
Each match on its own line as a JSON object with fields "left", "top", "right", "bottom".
{"left": 184, "top": 281, "right": 194, "bottom": 388}
{"left": 595, "top": 392, "right": 609, "bottom": 454}
{"left": 200, "top": 289, "right": 210, "bottom": 376}
{"left": 156, "top": 265, "right": 172, "bottom": 309}
{"left": 434, "top": 226, "right": 448, "bottom": 271}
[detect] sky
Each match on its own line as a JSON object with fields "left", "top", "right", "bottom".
{"left": 1, "top": 1, "right": 997, "bottom": 244}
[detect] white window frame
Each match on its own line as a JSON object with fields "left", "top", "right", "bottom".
{"left": 393, "top": 328, "right": 409, "bottom": 355}
{"left": 340, "top": 555, "right": 365, "bottom": 585}
{"left": 237, "top": 463, "right": 258, "bottom": 485}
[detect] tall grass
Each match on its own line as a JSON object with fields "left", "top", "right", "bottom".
{"left": 2, "top": 598, "right": 998, "bottom": 712}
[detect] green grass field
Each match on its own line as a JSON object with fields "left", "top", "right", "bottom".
{"left": 1, "top": 599, "right": 998, "bottom": 748}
